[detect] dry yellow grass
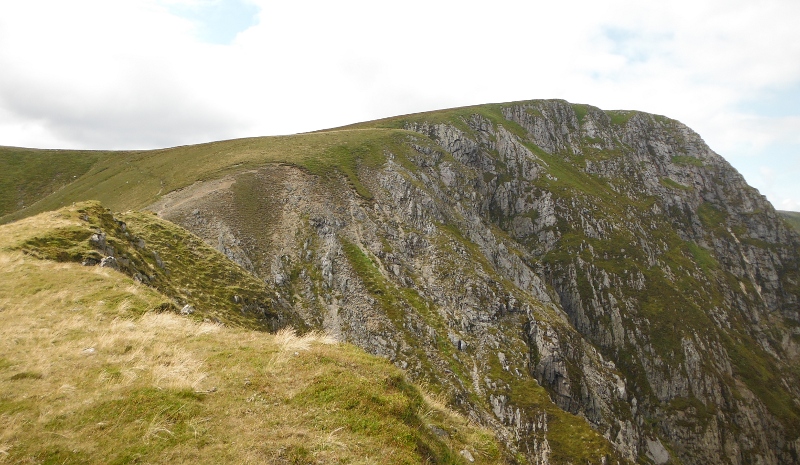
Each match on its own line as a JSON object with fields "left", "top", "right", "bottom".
{"left": 0, "top": 213, "right": 505, "bottom": 464}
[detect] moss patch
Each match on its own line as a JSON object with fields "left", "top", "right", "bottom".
{"left": 671, "top": 155, "right": 704, "bottom": 167}
{"left": 660, "top": 177, "right": 691, "bottom": 190}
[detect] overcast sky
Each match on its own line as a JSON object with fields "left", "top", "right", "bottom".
{"left": 1, "top": 0, "right": 799, "bottom": 211}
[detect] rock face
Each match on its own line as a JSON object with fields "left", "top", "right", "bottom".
{"left": 150, "top": 100, "right": 800, "bottom": 464}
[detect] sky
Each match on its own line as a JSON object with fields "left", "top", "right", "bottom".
{"left": 1, "top": 0, "right": 799, "bottom": 212}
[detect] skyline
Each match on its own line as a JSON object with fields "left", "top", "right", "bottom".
{"left": 1, "top": 0, "right": 798, "bottom": 211}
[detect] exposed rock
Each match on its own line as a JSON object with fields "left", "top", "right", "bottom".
{"left": 99, "top": 256, "right": 118, "bottom": 269}
{"left": 645, "top": 438, "right": 670, "bottom": 465}
{"left": 148, "top": 100, "right": 800, "bottom": 465}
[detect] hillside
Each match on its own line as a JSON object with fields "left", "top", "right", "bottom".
{"left": 780, "top": 210, "right": 800, "bottom": 234}
{"left": 0, "top": 129, "right": 407, "bottom": 224}
{"left": 0, "top": 202, "right": 505, "bottom": 464}
{"left": 2, "top": 99, "right": 799, "bottom": 464}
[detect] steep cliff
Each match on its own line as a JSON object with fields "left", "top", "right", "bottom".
{"left": 2, "top": 99, "right": 798, "bottom": 464}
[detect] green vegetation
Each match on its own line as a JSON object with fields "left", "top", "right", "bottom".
{"left": 667, "top": 396, "right": 717, "bottom": 428}
{"left": 340, "top": 238, "right": 446, "bottom": 333}
{"left": 486, "top": 359, "right": 619, "bottom": 463}
{"left": 697, "top": 202, "right": 728, "bottom": 232}
{"left": 779, "top": 210, "right": 800, "bottom": 233}
{"left": 2, "top": 201, "right": 298, "bottom": 330}
{"left": 637, "top": 265, "right": 715, "bottom": 355}
{"left": 686, "top": 241, "right": 719, "bottom": 274}
{"left": 523, "top": 142, "right": 621, "bottom": 207}
{"left": 340, "top": 239, "right": 403, "bottom": 320}
{"left": 722, "top": 328, "right": 800, "bottom": 436}
{"left": 571, "top": 103, "right": 590, "bottom": 123}
{"left": 605, "top": 110, "right": 636, "bottom": 126}
{"left": 291, "top": 367, "right": 499, "bottom": 464}
{"left": 0, "top": 205, "right": 505, "bottom": 464}
{"left": 660, "top": 177, "right": 691, "bottom": 190}
{"left": 0, "top": 147, "right": 105, "bottom": 217}
{"left": 305, "top": 137, "right": 396, "bottom": 199}
{"left": 671, "top": 155, "right": 704, "bottom": 167}
{"left": 0, "top": 129, "right": 417, "bottom": 224}
{"left": 339, "top": 238, "right": 468, "bottom": 386}
{"left": 334, "top": 99, "right": 562, "bottom": 145}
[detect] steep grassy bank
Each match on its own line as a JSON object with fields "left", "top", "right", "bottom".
{"left": 0, "top": 205, "right": 504, "bottom": 464}
{"left": 3, "top": 201, "right": 298, "bottom": 330}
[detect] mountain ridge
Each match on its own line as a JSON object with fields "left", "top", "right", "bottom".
{"left": 1, "top": 99, "right": 799, "bottom": 464}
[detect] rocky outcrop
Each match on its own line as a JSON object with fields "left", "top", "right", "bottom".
{"left": 151, "top": 100, "right": 800, "bottom": 464}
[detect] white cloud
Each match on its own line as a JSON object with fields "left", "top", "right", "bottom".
{"left": 0, "top": 1, "right": 247, "bottom": 148}
{"left": 0, "top": 0, "right": 799, "bottom": 209}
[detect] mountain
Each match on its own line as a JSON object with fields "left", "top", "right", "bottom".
{"left": 2, "top": 99, "right": 799, "bottom": 464}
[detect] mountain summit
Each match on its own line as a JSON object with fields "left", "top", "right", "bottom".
{"left": 2, "top": 99, "right": 799, "bottom": 464}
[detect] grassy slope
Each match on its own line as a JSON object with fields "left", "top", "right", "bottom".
{"left": 0, "top": 207, "right": 504, "bottom": 464}
{"left": 5, "top": 201, "right": 300, "bottom": 331}
{"left": 0, "top": 129, "right": 416, "bottom": 224}
{"left": 779, "top": 210, "right": 800, "bottom": 234}
{"left": 0, "top": 147, "right": 108, "bottom": 217}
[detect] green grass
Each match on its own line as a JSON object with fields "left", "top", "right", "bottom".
{"left": 660, "top": 177, "right": 691, "bottom": 190}
{"left": 571, "top": 103, "right": 590, "bottom": 123}
{"left": 340, "top": 238, "right": 443, "bottom": 329}
{"left": 484, "top": 351, "right": 621, "bottom": 463}
{"left": 0, "top": 129, "right": 415, "bottom": 224}
{"left": 779, "top": 210, "right": 800, "bottom": 233}
{"left": 671, "top": 155, "right": 704, "bottom": 167}
{"left": 339, "top": 238, "right": 468, "bottom": 385}
{"left": 605, "top": 110, "right": 636, "bottom": 126}
{"left": 667, "top": 396, "right": 717, "bottom": 428}
{"left": 340, "top": 239, "right": 402, "bottom": 320}
{"left": 686, "top": 241, "right": 719, "bottom": 273}
{"left": 291, "top": 368, "right": 493, "bottom": 464}
{"left": 1, "top": 201, "right": 304, "bottom": 330}
{"left": 0, "top": 207, "right": 506, "bottom": 465}
{"left": 333, "top": 98, "right": 577, "bottom": 145}
{"left": 0, "top": 147, "right": 106, "bottom": 217}
{"left": 722, "top": 328, "right": 800, "bottom": 436}
{"left": 697, "top": 202, "right": 728, "bottom": 233}
{"left": 520, "top": 141, "right": 623, "bottom": 208}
